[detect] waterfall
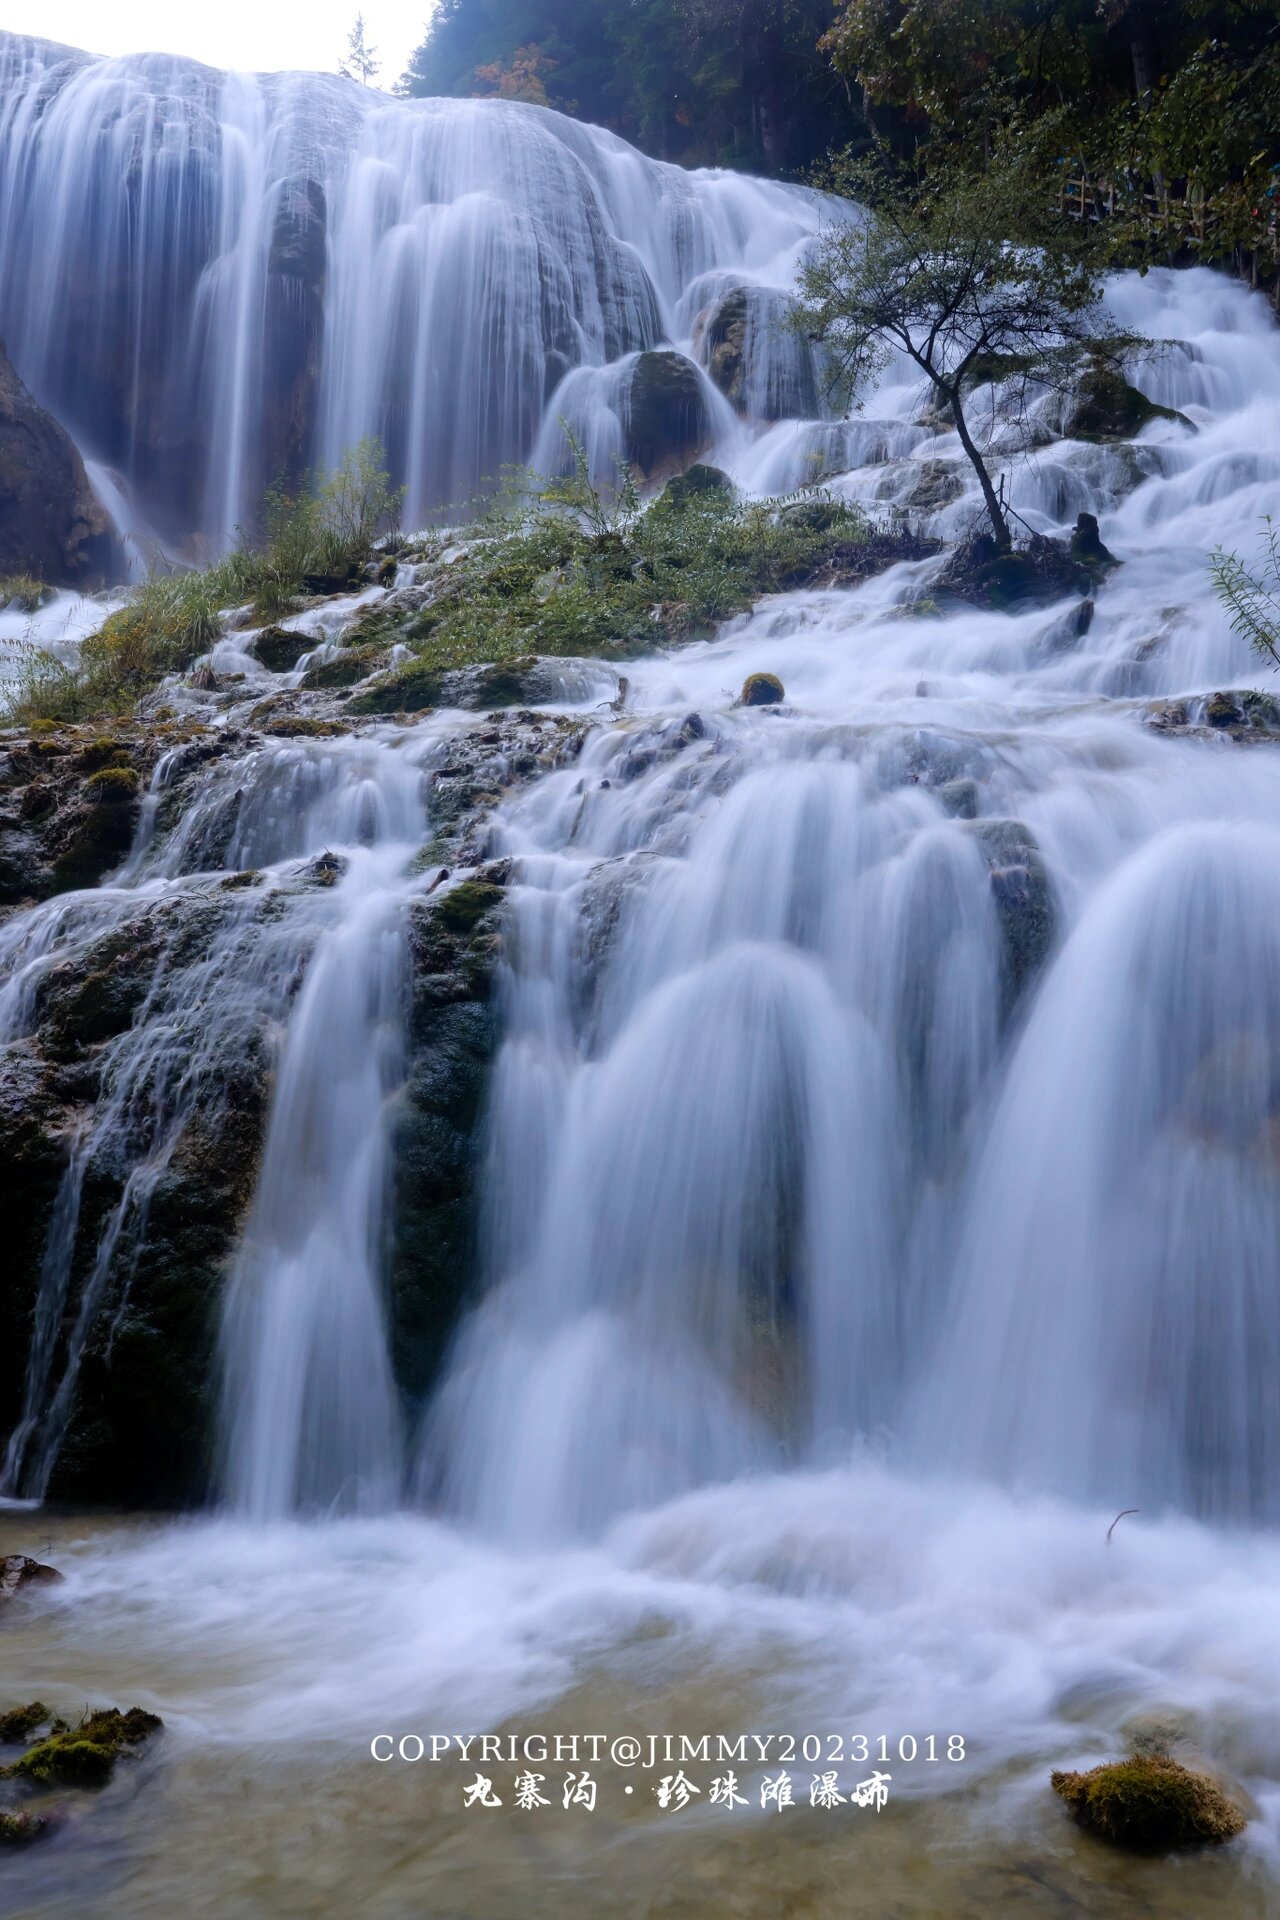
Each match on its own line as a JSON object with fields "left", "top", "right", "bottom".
{"left": 422, "top": 265, "right": 1280, "bottom": 1539}
{"left": 0, "top": 31, "right": 825, "bottom": 549}
{"left": 0, "top": 732, "right": 427, "bottom": 1509}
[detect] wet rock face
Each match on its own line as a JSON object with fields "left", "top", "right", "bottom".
{"left": 698, "top": 285, "right": 749, "bottom": 411}
{"left": 624, "top": 350, "right": 711, "bottom": 481}
{"left": 390, "top": 864, "right": 512, "bottom": 1398}
{"left": 967, "top": 818, "right": 1056, "bottom": 1014}
{"left": 0, "top": 724, "right": 253, "bottom": 909}
{"left": 0, "top": 339, "right": 113, "bottom": 585}
{"left": 938, "top": 531, "right": 1093, "bottom": 613}
{"left": 0, "top": 885, "right": 277, "bottom": 1507}
{"left": 1064, "top": 355, "right": 1193, "bottom": 442}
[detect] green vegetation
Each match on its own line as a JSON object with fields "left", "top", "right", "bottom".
{"left": 0, "top": 1702, "right": 50, "bottom": 1744}
{"left": 0, "top": 574, "right": 49, "bottom": 612}
{"left": 3, "top": 440, "right": 403, "bottom": 726}
{"left": 1211, "top": 517, "right": 1280, "bottom": 667}
{"left": 398, "top": 0, "right": 852, "bottom": 174}
{"left": 0, "top": 1705, "right": 161, "bottom": 1788}
{"left": 1051, "top": 1752, "right": 1246, "bottom": 1850}
{"left": 823, "top": 0, "right": 1280, "bottom": 273}
{"left": 348, "top": 454, "right": 875, "bottom": 710}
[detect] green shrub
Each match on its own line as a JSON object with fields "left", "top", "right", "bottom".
{"left": 352, "top": 460, "right": 872, "bottom": 700}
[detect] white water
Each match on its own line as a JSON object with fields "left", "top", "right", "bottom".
{"left": 0, "top": 31, "right": 823, "bottom": 550}
{"left": 1, "top": 57, "right": 1279, "bottom": 1903}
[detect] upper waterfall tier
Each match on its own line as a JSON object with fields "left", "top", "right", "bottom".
{"left": 0, "top": 32, "right": 825, "bottom": 552}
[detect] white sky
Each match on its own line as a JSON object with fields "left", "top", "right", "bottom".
{"left": 2, "top": 2, "right": 434, "bottom": 85}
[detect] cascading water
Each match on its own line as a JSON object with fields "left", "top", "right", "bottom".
{"left": 0, "top": 725, "right": 428, "bottom": 1510}
{"left": 0, "top": 30, "right": 824, "bottom": 549}
{"left": 4, "top": 41, "right": 1280, "bottom": 1903}
{"left": 421, "top": 264, "right": 1280, "bottom": 1546}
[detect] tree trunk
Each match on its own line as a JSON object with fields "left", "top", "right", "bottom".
{"left": 949, "top": 391, "right": 1011, "bottom": 550}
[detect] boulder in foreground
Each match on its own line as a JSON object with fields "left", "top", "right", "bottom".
{"left": 1051, "top": 1752, "right": 1245, "bottom": 1850}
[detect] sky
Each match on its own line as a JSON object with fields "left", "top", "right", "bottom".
{"left": 1, "top": 2, "right": 433, "bottom": 85}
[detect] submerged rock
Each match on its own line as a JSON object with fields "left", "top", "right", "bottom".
{"left": 0, "top": 1808, "right": 49, "bottom": 1844}
{"left": 1051, "top": 1752, "right": 1245, "bottom": 1850}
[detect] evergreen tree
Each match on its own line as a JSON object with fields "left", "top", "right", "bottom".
{"left": 341, "top": 13, "right": 381, "bottom": 87}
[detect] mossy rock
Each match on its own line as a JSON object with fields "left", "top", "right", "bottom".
{"left": 659, "top": 464, "right": 733, "bottom": 512}
{"left": 252, "top": 625, "right": 312, "bottom": 673}
{"left": 1052, "top": 1753, "right": 1245, "bottom": 1851}
{"left": 85, "top": 765, "right": 140, "bottom": 804}
{"left": 0, "top": 1702, "right": 50, "bottom": 1743}
{"left": 434, "top": 878, "right": 506, "bottom": 936}
{"left": 300, "top": 643, "right": 388, "bottom": 690}
{"left": 699, "top": 286, "right": 749, "bottom": 409}
{"left": 1, "top": 1705, "right": 162, "bottom": 1788}
{"left": 0, "top": 1809, "right": 47, "bottom": 1845}
{"left": 348, "top": 658, "right": 446, "bottom": 715}
{"left": 258, "top": 715, "right": 349, "bottom": 739}
{"left": 1065, "top": 357, "right": 1192, "bottom": 441}
{"left": 76, "top": 737, "right": 132, "bottom": 772}
{"left": 740, "top": 672, "right": 785, "bottom": 707}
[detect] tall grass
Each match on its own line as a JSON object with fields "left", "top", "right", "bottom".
{"left": 2, "top": 440, "right": 403, "bottom": 725}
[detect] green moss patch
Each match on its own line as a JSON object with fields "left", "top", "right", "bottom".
{"left": 0, "top": 1702, "right": 50, "bottom": 1744}
{"left": 85, "top": 765, "right": 140, "bottom": 803}
{"left": 2, "top": 1706, "right": 162, "bottom": 1788}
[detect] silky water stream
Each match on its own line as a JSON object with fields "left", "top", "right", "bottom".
{"left": 4, "top": 268, "right": 1280, "bottom": 1917}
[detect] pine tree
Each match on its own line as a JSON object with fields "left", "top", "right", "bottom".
{"left": 340, "top": 13, "right": 380, "bottom": 87}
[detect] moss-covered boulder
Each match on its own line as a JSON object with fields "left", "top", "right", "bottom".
{"left": 300, "top": 643, "right": 389, "bottom": 690}
{"left": 624, "top": 351, "right": 711, "bottom": 482}
{"left": 739, "top": 672, "right": 785, "bottom": 707}
{"left": 0, "top": 1809, "right": 48, "bottom": 1844}
{"left": 347, "top": 657, "right": 446, "bottom": 715}
{"left": 1065, "top": 357, "right": 1193, "bottom": 441}
{"left": 0, "top": 1703, "right": 51, "bottom": 1743}
{"left": 2, "top": 1706, "right": 162, "bottom": 1788}
{"left": 698, "top": 286, "right": 749, "bottom": 410}
{"left": 1052, "top": 1753, "right": 1245, "bottom": 1851}
{"left": 659, "top": 464, "right": 733, "bottom": 512}
{"left": 252, "top": 625, "right": 313, "bottom": 673}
